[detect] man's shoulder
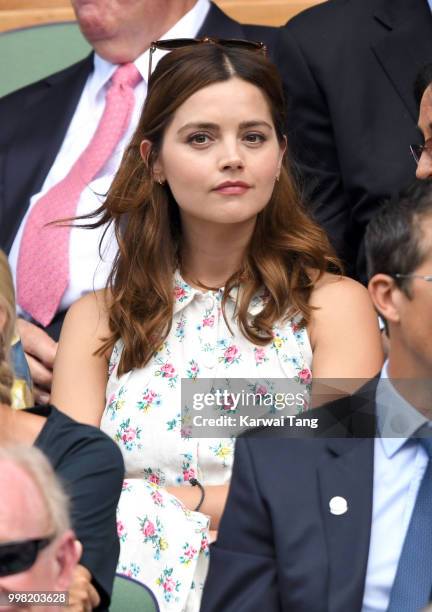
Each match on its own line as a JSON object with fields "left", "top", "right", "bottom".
{"left": 241, "top": 380, "right": 378, "bottom": 455}
{"left": 285, "top": 0, "right": 372, "bottom": 31}
{"left": 33, "top": 404, "right": 124, "bottom": 477}
{"left": 201, "top": 2, "right": 279, "bottom": 52}
{"left": 0, "top": 54, "right": 92, "bottom": 110}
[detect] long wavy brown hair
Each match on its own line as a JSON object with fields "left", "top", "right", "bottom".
{"left": 85, "top": 44, "right": 340, "bottom": 375}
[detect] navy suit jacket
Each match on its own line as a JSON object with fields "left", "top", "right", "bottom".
{"left": 276, "top": 0, "right": 432, "bottom": 282}
{"left": 201, "top": 385, "right": 379, "bottom": 612}
{"left": 0, "top": 3, "right": 279, "bottom": 254}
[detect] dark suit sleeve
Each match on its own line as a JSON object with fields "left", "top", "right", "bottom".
{"left": 57, "top": 435, "right": 124, "bottom": 610}
{"left": 276, "top": 26, "right": 353, "bottom": 273}
{"left": 201, "top": 437, "right": 281, "bottom": 612}
{"left": 36, "top": 413, "right": 125, "bottom": 611}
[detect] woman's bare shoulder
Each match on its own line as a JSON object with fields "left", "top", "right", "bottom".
{"left": 309, "top": 272, "right": 369, "bottom": 307}
{"left": 63, "top": 289, "right": 112, "bottom": 341}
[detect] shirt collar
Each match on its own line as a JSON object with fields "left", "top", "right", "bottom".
{"left": 91, "top": 0, "right": 210, "bottom": 93}
{"left": 376, "top": 361, "right": 430, "bottom": 458}
{"left": 173, "top": 270, "right": 268, "bottom": 316}
{"left": 428, "top": 0, "right": 432, "bottom": 14}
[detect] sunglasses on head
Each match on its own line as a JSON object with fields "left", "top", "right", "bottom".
{"left": 0, "top": 536, "right": 55, "bottom": 577}
{"left": 148, "top": 37, "right": 267, "bottom": 82}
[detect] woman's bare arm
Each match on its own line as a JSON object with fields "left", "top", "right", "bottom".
{"left": 308, "top": 275, "right": 383, "bottom": 399}
{"left": 51, "top": 291, "right": 111, "bottom": 426}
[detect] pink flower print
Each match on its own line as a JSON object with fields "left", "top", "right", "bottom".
{"left": 298, "top": 368, "right": 312, "bottom": 385}
{"left": 161, "top": 362, "right": 175, "bottom": 378}
{"left": 183, "top": 467, "right": 196, "bottom": 482}
{"left": 164, "top": 577, "right": 176, "bottom": 593}
{"left": 117, "top": 520, "right": 126, "bottom": 538}
{"left": 222, "top": 395, "right": 235, "bottom": 412}
{"left": 203, "top": 315, "right": 215, "bottom": 327}
{"left": 201, "top": 534, "right": 209, "bottom": 552}
{"left": 149, "top": 473, "right": 160, "bottom": 485}
{"left": 142, "top": 519, "right": 156, "bottom": 538}
{"left": 224, "top": 345, "right": 239, "bottom": 363}
{"left": 151, "top": 490, "right": 164, "bottom": 506}
{"left": 184, "top": 546, "right": 197, "bottom": 560}
{"left": 122, "top": 428, "right": 136, "bottom": 443}
{"left": 143, "top": 389, "right": 156, "bottom": 402}
{"left": 291, "top": 322, "right": 300, "bottom": 333}
{"left": 174, "top": 285, "right": 187, "bottom": 301}
{"left": 256, "top": 384, "right": 268, "bottom": 396}
{"left": 254, "top": 348, "right": 266, "bottom": 365}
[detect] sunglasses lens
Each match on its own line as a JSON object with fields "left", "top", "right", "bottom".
{"left": 154, "top": 38, "right": 201, "bottom": 51}
{"left": 0, "top": 541, "right": 37, "bottom": 577}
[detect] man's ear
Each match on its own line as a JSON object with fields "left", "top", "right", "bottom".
{"left": 368, "top": 273, "right": 401, "bottom": 324}
{"left": 140, "top": 140, "right": 164, "bottom": 182}
{"left": 0, "top": 305, "right": 7, "bottom": 336}
{"left": 53, "top": 530, "right": 80, "bottom": 591}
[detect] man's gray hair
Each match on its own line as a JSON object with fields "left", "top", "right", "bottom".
{"left": 0, "top": 445, "right": 71, "bottom": 535}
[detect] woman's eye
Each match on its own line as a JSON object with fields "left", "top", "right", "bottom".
{"left": 187, "top": 133, "right": 212, "bottom": 145}
{"left": 244, "top": 133, "right": 266, "bottom": 145}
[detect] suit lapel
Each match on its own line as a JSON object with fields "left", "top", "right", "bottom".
{"left": 2, "top": 55, "right": 93, "bottom": 251}
{"left": 318, "top": 435, "right": 375, "bottom": 612}
{"left": 371, "top": 0, "right": 432, "bottom": 122}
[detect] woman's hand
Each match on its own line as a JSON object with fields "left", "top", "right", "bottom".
{"left": 165, "top": 484, "right": 229, "bottom": 530}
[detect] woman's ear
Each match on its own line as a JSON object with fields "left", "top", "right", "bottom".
{"left": 140, "top": 139, "right": 152, "bottom": 164}
{"left": 140, "top": 140, "right": 164, "bottom": 183}
{"left": 368, "top": 273, "right": 401, "bottom": 325}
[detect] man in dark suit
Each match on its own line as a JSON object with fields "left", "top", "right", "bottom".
{"left": 0, "top": 0, "right": 278, "bottom": 401}
{"left": 413, "top": 62, "right": 432, "bottom": 179}
{"left": 276, "top": 0, "right": 432, "bottom": 282}
{"left": 201, "top": 179, "right": 432, "bottom": 611}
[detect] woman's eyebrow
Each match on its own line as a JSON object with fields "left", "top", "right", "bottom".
{"left": 239, "top": 120, "right": 273, "bottom": 129}
{"left": 177, "top": 120, "right": 273, "bottom": 134}
{"left": 178, "top": 122, "right": 219, "bottom": 134}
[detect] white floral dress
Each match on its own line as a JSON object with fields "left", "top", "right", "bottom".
{"left": 100, "top": 272, "right": 313, "bottom": 611}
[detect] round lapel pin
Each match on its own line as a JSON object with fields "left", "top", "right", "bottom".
{"left": 329, "top": 496, "right": 348, "bottom": 515}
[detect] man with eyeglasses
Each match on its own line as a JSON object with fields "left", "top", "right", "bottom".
{"left": 202, "top": 178, "right": 432, "bottom": 611}
{"left": 412, "top": 62, "right": 432, "bottom": 180}
{"left": 0, "top": 446, "right": 78, "bottom": 611}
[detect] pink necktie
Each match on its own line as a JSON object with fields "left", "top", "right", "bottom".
{"left": 17, "top": 63, "right": 142, "bottom": 326}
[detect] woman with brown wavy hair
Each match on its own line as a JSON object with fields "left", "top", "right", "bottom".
{"left": 51, "top": 42, "right": 382, "bottom": 610}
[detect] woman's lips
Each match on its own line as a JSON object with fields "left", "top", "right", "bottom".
{"left": 213, "top": 182, "right": 251, "bottom": 195}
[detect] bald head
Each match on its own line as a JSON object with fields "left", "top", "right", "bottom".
{"left": 0, "top": 447, "right": 77, "bottom": 610}
{"left": 0, "top": 457, "right": 50, "bottom": 542}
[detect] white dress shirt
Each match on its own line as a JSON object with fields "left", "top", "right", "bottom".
{"left": 362, "top": 362, "right": 431, "bottom": 611}
{"left": 9, "top": 0, "right": 210, "bottom": 317}
{"left": 428, "top": 0, "right": 432, "bottom": 13}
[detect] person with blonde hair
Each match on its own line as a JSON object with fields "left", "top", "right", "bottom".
{"left": 51, "top": 42, "right": 383, "bottom": 609}
{"left": 0, "top": 252, "right": 124, "bottom": 611}
{"left": 0, "top": 251, "right": 32, "bottom": 408}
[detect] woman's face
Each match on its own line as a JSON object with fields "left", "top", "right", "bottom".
{"left": 144, "top": 77, "right": 285, "bottom": 229}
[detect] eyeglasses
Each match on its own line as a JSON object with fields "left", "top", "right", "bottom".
{"left": 0, "top": 536, "right": 55, "bottom": 577}
{"left": 410, "top": 140, "right": 432, "bottom": 164}
{"left": 394, "top": 273, "right": 432, "bottom": 282}
{"left": 148, "top": 37, "right": 267, "bottom": 82}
